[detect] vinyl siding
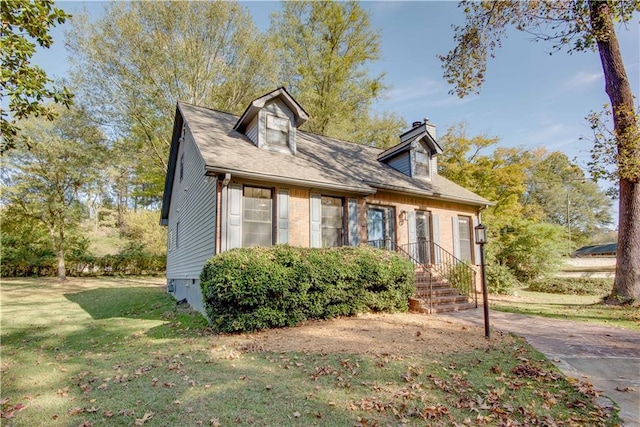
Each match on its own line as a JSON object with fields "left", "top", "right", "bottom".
{"left": 246, "top": 115, "right": 258, "bottom": 146}
{"left": 386, "top": 152, "right": 411, "bottom": 176}
{"left": 166, "top": 128, "right": 217, "bottom": 279}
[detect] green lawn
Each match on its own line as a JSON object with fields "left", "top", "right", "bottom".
{"left": 1, "top": 277, "right": 619, "bottom": 426}
{"left": 489, "top": 289, "right": 640, "bottom": 332}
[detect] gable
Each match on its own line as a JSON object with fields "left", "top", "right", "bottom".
{"left": 233, "top": 88, "right": 308, "bottom": 155}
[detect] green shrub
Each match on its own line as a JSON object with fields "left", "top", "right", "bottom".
{"left": 444, "top": 262, "right": 474, "bottom": 297}
{"left": 492, "top": 220, "right": 565, "bottom": 283}
{"left": 528, "top": 277, "right": 613, "bottom": 295}
{"left": 200, "top": 245, "right": 415, "bottom": 333}
{"left": 486, "top": 263, "right": 520, "bottom": 295}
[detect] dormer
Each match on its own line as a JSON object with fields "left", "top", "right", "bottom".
{"left": 378, "top": 119, "right": 442, "bottom": 181}
{"left": 234, "top": 87, "right": 309, "bottom": 155}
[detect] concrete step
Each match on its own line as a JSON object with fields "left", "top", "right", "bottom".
{"left": 409, "top": 298, "right": 476, "bottom": 314}
{"left": 415, "top": 288, "right": 459, "bottom": 297}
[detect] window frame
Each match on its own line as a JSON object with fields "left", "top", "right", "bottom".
{"left": 266, "top": 114, "right": 290, "bottom": 148}
{"left": 457, "top": 215, "right": 473, "bottom": 263}
{"left": 366, "top": 204, "right": 396, "bottom": 250}
{"left": 242, "top": 186, "right": 274, "bottom": 247}
{"left": 320, "top": 195, "right": 345, "bottom": 248}
{"left": 413, "top": 144, "right": 431, "bottom": 179}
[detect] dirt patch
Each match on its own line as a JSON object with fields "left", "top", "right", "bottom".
{"left": 233, "top": 312, "right": 510, "bottom": 357}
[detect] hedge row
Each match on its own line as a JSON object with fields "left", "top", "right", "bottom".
{"left": 527, "top": 277, "right": 613, "bottom": 295}
{"left": 200, "top": 245, "right": 415, "bottom": 333}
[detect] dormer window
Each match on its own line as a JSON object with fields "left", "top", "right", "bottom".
{"left": 233, "top": 87, "right": 309, "bottom": 155}
{"left": 414, "top": 145, "right": 430, "bottom": 178}
{"left": 378, "top": 119, "right": 442, "bottom": 180}
{"left": 266, "top": 114, "right": 289, "bottom": 147}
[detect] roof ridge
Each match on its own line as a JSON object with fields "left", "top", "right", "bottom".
{"left": 177, "top": 101, "right": 241, "bottom": 118}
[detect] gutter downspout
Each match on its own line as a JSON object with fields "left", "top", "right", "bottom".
{"left": 220, "top": 173, "right": 231, "bottom": 252}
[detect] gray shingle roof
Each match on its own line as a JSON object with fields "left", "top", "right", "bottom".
{"left": 178, "top": 101, "right": 491, "bottom": 206}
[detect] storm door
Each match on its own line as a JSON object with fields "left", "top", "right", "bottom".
{"left": 416, "top": 210, "right": 432, "bottom": 265}
{"left": 367, "top": 206, "right": 395, "bottom": 250}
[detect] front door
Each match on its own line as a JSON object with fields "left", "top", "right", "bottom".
{"left": 367, "top": 206, "right": 395, "bottom": 250}
{"left": 416, "top": 210, "right": 432, "bottom": 264}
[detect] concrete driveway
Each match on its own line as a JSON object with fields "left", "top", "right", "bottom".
{"left": 439, "top": 309, "right": 640, "bottom": 426}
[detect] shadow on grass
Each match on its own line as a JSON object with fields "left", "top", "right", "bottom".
{"left": 65, "top": 287, "right": 171, "bottom": 320}
{"left": 64, "top": 287, "right": 209, "bottom": 338}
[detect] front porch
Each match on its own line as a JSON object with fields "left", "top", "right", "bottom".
{"left": 369, "top": 239, "right": 478, "bottom": 314}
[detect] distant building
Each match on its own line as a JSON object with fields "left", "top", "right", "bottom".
{"left": 572, "top": 243, "right": 617, "bottom": 258}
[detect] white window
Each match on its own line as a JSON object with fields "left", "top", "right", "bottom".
{"left": 266, "top": 115, "right": 289, "bottom": 146}
{"left": 168, "top": 230, "right": 174, "bottom": 251}
{"left": 415, "top": 147, "right": 430, "bottom": 178}
{"left": 457, "top": 216, "right": 472, "bottom": 263}
{"left": 321, "top": 196, "right": 344, "bottom": 247}
{"left": 243, "top": 187, "right": 272, "bottom": 247}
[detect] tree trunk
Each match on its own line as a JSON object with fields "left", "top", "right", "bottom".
{"left": 57, "top": 227, "right": 66, "bottom": 281}
{"left": 590, "top": 1, "right": 640, "bottom": 303}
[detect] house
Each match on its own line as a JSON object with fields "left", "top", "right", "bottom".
{"left": 572, "top": 243, "right": 617, "bottom": 257}
{"left": 160, "top": 88, "right": 491, "bottom": 315}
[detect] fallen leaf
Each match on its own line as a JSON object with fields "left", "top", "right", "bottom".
{"left": 293, "top": 411, "right": 301, "bottom": 418}
{"left": 103, "top": 411, "right": 113, "bottom": 418}
{"left": 134, "top": 411, "right": 154, "bottom": 425}
{"left": 69, "top": 407, "right": 85, "bottom": 416}
{"left": 615, "top": 386, "right": 635, "bottom": 392}
{"left": 79, "top": 421, "right": 93, "bottom": 427}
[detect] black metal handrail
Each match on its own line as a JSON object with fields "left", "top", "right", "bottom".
{"left": 431, "top": 241, "right": 477, "bottom": 307}
{"left": 398, "top": 240, "right": 477, "bottom": 308}
{"left": 367, "top": 239, "right": 478, "bottom": 310}
{"left": 368, "top": 239, "right": 435, "bottom": 311}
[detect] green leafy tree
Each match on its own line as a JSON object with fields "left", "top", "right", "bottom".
{"left": 438, "top": 123, "right": 530, "bottom": 230}
{"left": 525, "top": 150, "right": 612, "bottom": 247}
{"left": 1, "top": 107, "right": 106, "bottom": 280}
{"left": 67, "top": 1, "right": 276, "bottom": 202}
{"left": 493, "top": 220, "right": 566, "bottom": 283}
{"left": 270, "top": 1, "right": 404, "bottom": 146}
{"left": 0, "top": 0, "right": 74, "bottom": 152}
{"left": 121, "top": 209, "right": 167, "bottom": 256}
{"left": 439, "top": 1, "right": 639, "bottom": 303}
{"left": 0, "top": 204, "right": 56, "bottom": 276}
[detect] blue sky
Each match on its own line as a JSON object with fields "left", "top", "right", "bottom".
{"left": 36, "top": 1, "right": 639, "bottom": 218}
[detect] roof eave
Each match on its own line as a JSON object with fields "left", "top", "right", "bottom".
{"left": 364, "top": 180, "right": 494, "bottom": 207}
{"left": 205, "top": 166, "right": 375, "bottom": 196}
{"left": 160, "top": 104, "right": 184, "bottom": 225}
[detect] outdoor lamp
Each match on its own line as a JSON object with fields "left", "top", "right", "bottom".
{"left": 475, "top": 223, "right": 488, "bottom": 245}
{"left": 474, "top": 223, "right": 490, "bottom": 339}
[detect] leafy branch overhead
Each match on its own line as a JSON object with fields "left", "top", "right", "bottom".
{"left": 439, "top": 0, "right": 639, "bottom": 303}
{"left": 0, "top": 0, "right": 74, "bottom": 153}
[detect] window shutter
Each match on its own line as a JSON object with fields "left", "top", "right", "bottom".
{"left": 452, "top": 215, "right": 460, "bottom": 259}
{"left": 432, "top": 214, "right": 441, "bottom": 264}
{"left": 472, "top": 216, "right": 480, "bottom": 265}
{"left": 310, "top": 194, "right": 322, "bottom": 248}
{"left": 277, "top": 190, "right": 289, "bottom": 244}
{"left": 407, "top": 210, "right": 417, "bottom": 260}
{"left": 348, "top": 198, "right": 359, "bottom": 246}
{"left": 227, "top": 184, "right": 242, "bottom": 249}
